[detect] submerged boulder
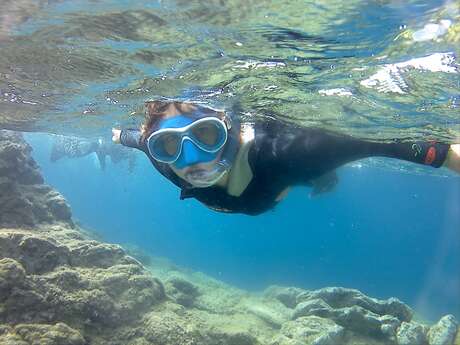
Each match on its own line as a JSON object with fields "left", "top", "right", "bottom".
{"left": 0, "top": 130, "right": 73, "bottom": 227}
{"left": 291, "top": 287, "right": 414, "bottom": 339}
{"left": 396, "top": 321, "right": 428, "bottom": 345}
{"left": 142, "top": 308, "right": 202, "bottom": 345}
{"left": 292, "top": 299, "right": 331, "bottom": 320}
{"left": 0, "top": 227, "right": 166, "bottom": 326}
{"left": 0, "top": 258, "right": 26, "bottom": 292}
{"left": 264, "top": 286, "right": 307, "bottom": 309}
{"left": 0, "top": 323, "right": 86, "bottom": 345}
{"left": 165, "top": 275, "right": 201, "bottom": 307}
{"left": 0, "top": 232, "right": 71, "bottom": 274}
{"left": 270, "top": 316, "right": 344, "bottom": 345}
{"left": 296, "top": 287, "right": 413, "bottom": 322}
{"left": 427, "top": 315, "right": 458, "bottom": 345}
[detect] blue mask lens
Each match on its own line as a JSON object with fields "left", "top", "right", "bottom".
{"left": 147, "top": 115, "right": 227, "bottom": 168}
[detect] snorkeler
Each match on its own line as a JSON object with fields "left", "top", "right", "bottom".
{"left": 112, "top": 100, "right": 460, "bottom": 215}
{"left": 51, "top": 135, "right": 136, "bottom": 171}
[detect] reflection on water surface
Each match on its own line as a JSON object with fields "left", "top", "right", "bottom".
{"left": 0, "top": 0, "right": 459, "bottom": 141}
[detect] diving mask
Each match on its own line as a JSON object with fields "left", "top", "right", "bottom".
{"left": 146, "top": 115, "right": 228, "bottom": 169}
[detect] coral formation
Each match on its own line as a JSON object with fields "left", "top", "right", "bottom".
{"left": 0, "top": 129, "right": 458, "bottom": 345}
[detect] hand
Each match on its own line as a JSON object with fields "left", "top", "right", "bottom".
{"left": 112, "top": 128, "right": 121, "bottom": 144}
{"left": 444, "top": 144, "right": 460, "bottom": 174}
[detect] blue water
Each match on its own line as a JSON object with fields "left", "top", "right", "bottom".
{"left": 26, "top": 133, "right": 460, "bottom": 322}
{"left": 2, "top": 0, "right": 459, "bottom": 326}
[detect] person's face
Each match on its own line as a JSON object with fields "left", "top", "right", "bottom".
{"left": 154, "top": 113, "right": 229, "bottom": 188}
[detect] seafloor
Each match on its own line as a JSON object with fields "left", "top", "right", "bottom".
{"left": 0, "top": 129, "right": 459, "bottom": 345}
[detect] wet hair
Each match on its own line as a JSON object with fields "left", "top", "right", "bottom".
{"left": 141, "top": 100, "right": 189, "bottom": 141}
{"left": 141, "top": 100, "right": 226, "bottom": 141}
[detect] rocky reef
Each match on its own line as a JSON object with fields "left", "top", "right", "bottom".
{"left": 0, "top": 129, "right": 459, "bottom": 345}
{"left": 0, "top": 130, "right": 72, "bottom": 228}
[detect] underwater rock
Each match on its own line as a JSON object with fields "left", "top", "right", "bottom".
{"left": 1, "top": 218, "right": 457, "bottom": 345}
{"left": 396, "top": 321, "right": 428, "bottom": 345}
{"left": 0, "top": 226, "right": 165, "bottom": 332}
{"left": 142, "top": 308, "right": 202, "bottom": 345}
{"left": 0, "top": 232, "right": 71, "bottom": 274}
{"left": 45, "top": 190, "right": 73, "bottom": 222}
{"left": 428, "top": 315, "right": 458, "bottom": 345}
{"left": 271, "top": 316, "right": 344, "bottom": 345}
{"left": 264, "top": 285, "right": 307, "bottom": 308}
{"left": 297, "top": 287, "right": 413, "bottom": 322}
{"left": 69, "top": 241, "right": 128, "bottom": 268}
{"left": 0, "top": 323, "right": 85, "bottom": 345}
{"left": 311, "top": 324, "right": 345, "bottom": 345}
{"left": 291, "top": 287, "right": 413, "bottom": 339}
{"left": 0, "top": 130, "right": 73, "bottom": 227}
{"left": 142, "top": 304, "right": 259, "bottom": 345}
{"left": 165, "top": 276, "right": 201, "bottom": 307}
{"left": 0, "top": 258, "right": 26, "bottom": 292}
{"left": 0, "top": 184, "right": 72, "bottom": 226}
{"left": 292, "top": 298, "right": 406, "bottom": 338}
{"left": 292, "top": 298, "right": 331, "bottom": 319}
{"left": 0, "top": 130, "right": 43, "bottom": 185}
{"left": 380, "top": 314, "right": 402, "bottom": 341}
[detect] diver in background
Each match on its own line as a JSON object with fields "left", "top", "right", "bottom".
{"left": 112, "top": 100, "right": 460, "bottom": 215}
{"left": 51, "top": 135, "right": 137, "bottom": 172}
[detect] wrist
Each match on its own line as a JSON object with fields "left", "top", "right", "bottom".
{"left": 112, "top": 129, "right": 122, "bottom": 144}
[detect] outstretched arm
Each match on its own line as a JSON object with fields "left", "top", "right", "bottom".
{"left": 258, "top": 122, "right": 454, "bottom": 185}
{"left": 310, "top": 134, "right": 452, "bottom": 173}
{"left": 112, "top": 128, "right": 147, "bottom": 153}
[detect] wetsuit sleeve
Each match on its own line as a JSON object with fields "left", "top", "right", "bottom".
{"left": 254, "top": 122, "right": 451, "bottom": 185}
{"left": 374, "top": 141, "right": 450, "bottom": 168}
{"left": 119, "top": 129, "right": 147, "bottom": 152}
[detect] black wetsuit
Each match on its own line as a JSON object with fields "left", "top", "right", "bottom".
{"left": 120, "top": 119, "right": 449, "bottom": 215}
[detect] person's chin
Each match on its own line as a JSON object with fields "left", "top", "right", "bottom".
{"left": 180, "top": 162, "right": 225, "bottom": 187}
{"left": 172, "top": 163, "right": 209, "bottom": 181}
{"left": 183, "top": 165, "right": 214, "bottom": 181}
{"left": 179, "top": 157, "right": 220, "bottom": 174}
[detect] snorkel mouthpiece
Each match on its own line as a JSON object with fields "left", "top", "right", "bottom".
{"left": 184, "top": 160, "right": 230, "bottom": 188}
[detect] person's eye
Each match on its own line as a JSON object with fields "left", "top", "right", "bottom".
{"left": 197, "top": 127, "right": 208, "bottom": 136}
{"left": 163, "top": 136, "right": 178, "bottom": 155}
{"left": 193, "top": 124, "right": 218, "bottom": 145}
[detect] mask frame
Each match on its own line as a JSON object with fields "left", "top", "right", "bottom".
{"left": 146, "top": 116, "right": 229, "bottom": 165}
